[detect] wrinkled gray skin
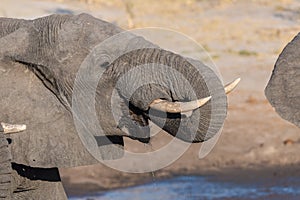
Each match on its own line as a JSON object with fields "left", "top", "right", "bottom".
{"left": 265, "top": 33, "right": 300, "bottom": 128}
{"left": 0, "top": 14, "right": 226, "bottom": 199}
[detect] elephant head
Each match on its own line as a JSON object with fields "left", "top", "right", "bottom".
{"left": 93, "top": 47, "right": 240, "bottom": 143}
{"left": 265, "top": 33, "right": 300, "bottom": 128}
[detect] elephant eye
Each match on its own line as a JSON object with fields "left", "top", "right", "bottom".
{"left": 100, "top": 61, "right": 110, "bottom": 68}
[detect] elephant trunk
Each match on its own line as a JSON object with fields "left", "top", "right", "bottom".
{"left": 104, "top": 47, "right": 227, "bottom": 142}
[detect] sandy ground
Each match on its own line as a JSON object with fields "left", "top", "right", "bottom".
{"left": 2, "top": 0, "right": 300, "bottom": 197}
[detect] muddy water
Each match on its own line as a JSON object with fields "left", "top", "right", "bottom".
{"left": 69, "top": 175, "right": 300, "bottom": 200}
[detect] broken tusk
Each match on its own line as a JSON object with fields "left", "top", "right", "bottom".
{"left": 149, "top": 96, "right": 211, "bottom": 113}
{"left": 225, "top": 78, "right": 241, "bottom": 94}
{"left": 0, "top": 122, "right": 26, "bottom": 134}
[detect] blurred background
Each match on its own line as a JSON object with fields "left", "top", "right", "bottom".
{"left": 2, "top": 0, "right": 300, "bottom": 199}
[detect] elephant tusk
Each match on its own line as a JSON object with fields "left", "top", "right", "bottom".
{"left": 225, "top": 78, "right": 241, "bottom": 94}
{"left": 149, "top": 78, "right": 240, "bottom": 114}
{"left": 0, "top": 122, "right": 26, "bottom": 134}
{"left": 149, "top": 96, "right": 211, "bottom": 113}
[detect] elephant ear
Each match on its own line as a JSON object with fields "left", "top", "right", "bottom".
{"left": 265, "top": 33, "right": 300, "bottom": 128}
{"left": 0, "top": 28, "right": 124, "bottom": 168}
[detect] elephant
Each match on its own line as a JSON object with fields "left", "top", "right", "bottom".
{"left": 265, "top": 33, "right": 300, "bottom": 128}
{"left": 0, "top": 14, "right": 239, "bottom": 199}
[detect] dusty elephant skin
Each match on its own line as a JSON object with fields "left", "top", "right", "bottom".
{"left": 0, "top": 13, "right": 228, "bottom": 199}
{"left": 265, "top": 33, "right": 300, "bottom": 128}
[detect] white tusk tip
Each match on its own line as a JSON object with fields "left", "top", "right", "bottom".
{"left": 225, "top": 77, "right": 241, "bottom": 94}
